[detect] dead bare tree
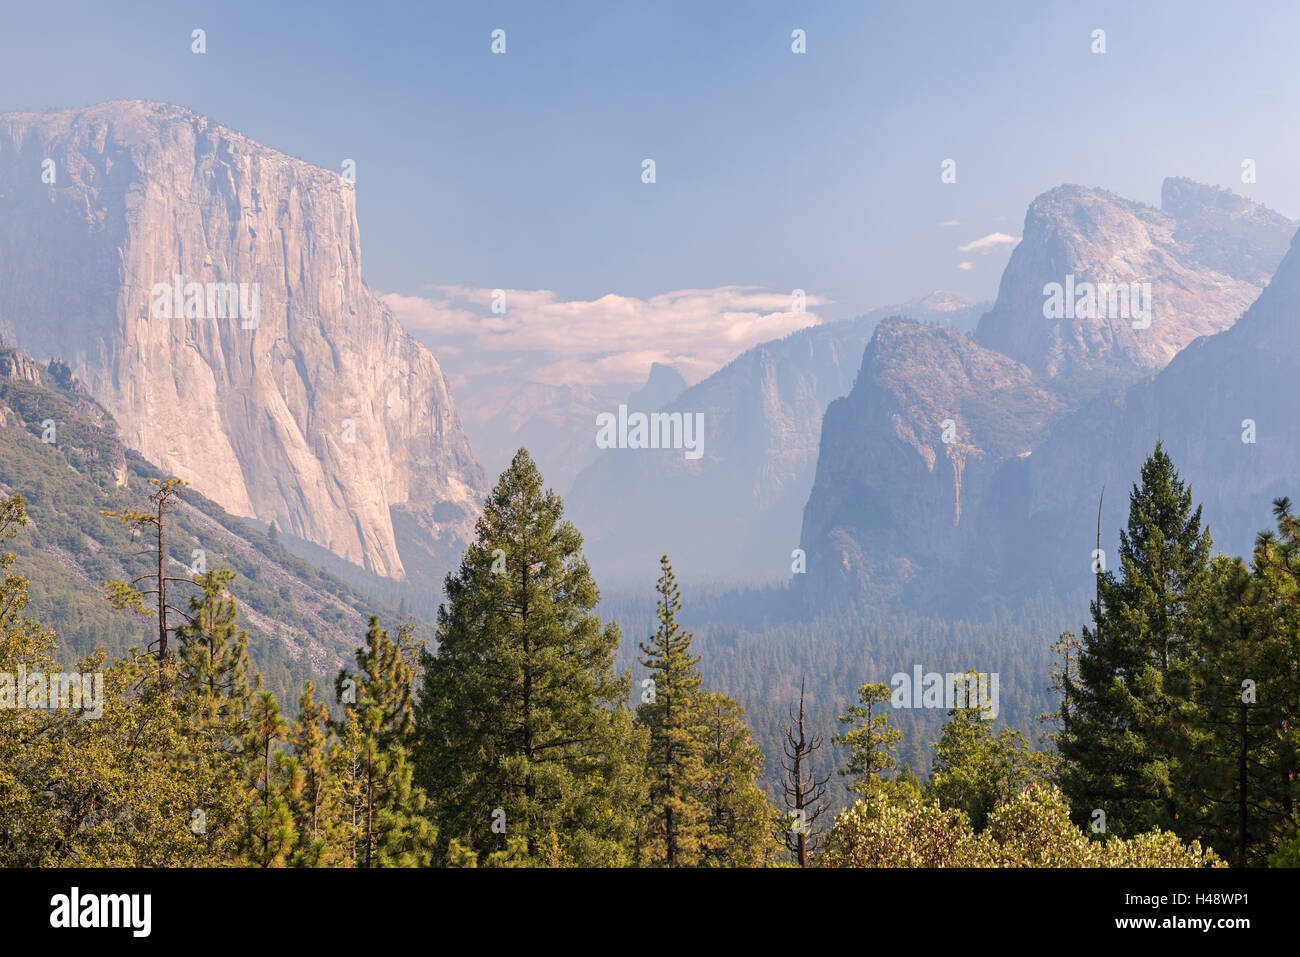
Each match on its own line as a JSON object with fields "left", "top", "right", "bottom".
{"left": 782, "top": 677, "right": 830, "bottom": 867}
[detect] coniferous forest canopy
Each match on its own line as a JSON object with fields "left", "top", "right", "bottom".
{"left": 2, "top": 443, "right": 1297, "bottom": 869}
{"left": 1, "top": 9, "right": 1299, "bottom": 925}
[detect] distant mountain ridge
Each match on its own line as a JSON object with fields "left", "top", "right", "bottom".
{"left": 800, "top": 177, "right": 1297, "bottom": 608}
{"left": 974, "top": 178, "right": 1293, "bottom": 396}
{"left": 568, "top": 294, "right": 987, "bottom": 587}
{"left": 991, "top": 214, "right": 1300, "bottom": 601}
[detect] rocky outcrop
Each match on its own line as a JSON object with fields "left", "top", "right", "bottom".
{"left": 0, "top": 100, "right": 486, "bottom": 580}
{"left": 567, "top": 295, "right": 985, "bottom": 587}
{"left": 801, "top": 179, "right": 1295, "bottom": 608}
{"left": 974, "top": 179, "right": 1292, "bottom": 396}
{"left": 993, "top": 222, "right": 1300, "bottom": 599}
{"left": 626, "top": 362, "right": 688, "bottom": 414}
{"left": 798, "top": 319, "right": 1064, "bottom": 605}
{"left": 0, "top": 344, "right": 41, "bottom": 384}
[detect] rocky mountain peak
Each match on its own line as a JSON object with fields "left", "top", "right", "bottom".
{"left": 973, "top": 179, "right": 1293, "bottom": 393}
{"left": 627, "top": 362, "right": 687, "bottom": 411}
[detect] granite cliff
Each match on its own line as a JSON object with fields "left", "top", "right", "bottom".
{"left": 800, "top": 179, "right": 1295, "bottom": 607}
{"left": 0, "top": 100, "right": 486, "bottom": 581}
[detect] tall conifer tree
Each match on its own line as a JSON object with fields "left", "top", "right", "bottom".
{"left": 1061, "top": 442, "right": 1211, "bottom": 837}
{"left": 414, "top": 450, "right": 643, "bottom": 866}
{"left": 335, "top": 616, "right": 435, "bottom": 867}
{"left": 696, "top": 690, "right": 780, "bottom": 866}
{"left": 636, "top": 555, "right": 709, "bottom": 866}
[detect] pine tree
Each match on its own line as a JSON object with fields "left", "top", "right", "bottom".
{"left": 637, "top": 555, "right": 709, "bottom": 866}
{"left": 334, "top": 616, "right": 435, "bottom": 867}
{"left": 1173, "top": 502, "right": 1300, "bottom": 865}
{"left": 241, "top": 690, "right": 297, "bottom": 867}
{"left": 1, "top": 495, "right": 221, "bottom": 866}
{"left": 1061, "top": 442, "right": 1212, "bottom": 837}
{"left": 101, "top": 477, "right": 197, "bottom": 661}
{"left": 288, "top": 681, "right": 344, "bottom": 866}
{"left": 696, "top": 690, "right": 781, "bottom": 866}
{"left": 173, "top": 568, "right": 257, "bottom": 862}
{"left": 836, "top": 681, "right": 901, "bottom": 800}
{"left": 414, "top": 449, "right": 644, "bottom": 866}
{"left": 927, "top": 674, "right": 1048, "bottom": 831}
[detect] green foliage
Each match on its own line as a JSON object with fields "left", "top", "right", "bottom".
{"left": 287, "top": 681, "right": 346, "bottom": 866}
{"left": 820, "top": 784, "right": 1221, "bottom": 868}
{"left": 696, "top": 690, "right": 782, "bottom": 866}
{"left": 927, "top": 674, "right": 1049, "bottom": 831}
{"left": 0, "top": 366, "right": 413, "bottom": 712}
{"left": 241, "top": 691, "right": 297, "bottom": 867}
{"left": 415, "top": 450, "right": 644, "bottom": 866}
{"left": 1061, "top": 442, "right": 1213, "bottom": 836}
{"left": 835, "top": 682, "right": 900, "bottom": 800}
{"left": 1059, "top": 444, "right": 1300, "bottom": 865}
{"left": 636, "top": 555, "right": 709, "bottom": 866}
{"left": 334, "top": 617, "right": 435, "bottom": 867}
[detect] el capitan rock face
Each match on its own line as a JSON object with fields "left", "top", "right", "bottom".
{"left": 0, "top": 100, "right": 485, "bottom": 580}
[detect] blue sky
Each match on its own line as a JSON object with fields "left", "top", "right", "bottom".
{"left": 4, "top": 0, "right": 1299, "bottom": 325}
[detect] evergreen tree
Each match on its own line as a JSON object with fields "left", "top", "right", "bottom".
{"left": 241, "top": 690, "right": 297, "bottom": 867}
{"left": 1061, "top": 442, "right": 1212, "bottom": 837}
{"left": 335, "top": 616, "right": 435, "bottom": 867}
{"left": 414, "top": 450, "right": 644, "bottom": 866}
{"left": 637, "top": 555, "right": 709, "bottom": 867}
{"left": 836, "top": 682, "right": 901, "bottom": 800}
{"left": 1173, "top": 502, "right": 1300, "bottom": 865}
{"left": 288, "top": 681, "right": 344, "bottom": 866}
{"left": 1, "top": 495, "right": 221, "bottom": 866}
{"left": 696, "top": 690, "right": 781, "bottom": 866}
{"left": 927, "top": 674, "right": 1048, "bottom": 831}
{"left": 173, "top": 567, "right": 257, "bottom": 861}
{"left": 101, "top": 477, "right": 197, "bottom": 661}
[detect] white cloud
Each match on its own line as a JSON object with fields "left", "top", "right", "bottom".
{"left": 940, "top": 219, "right": 961, "bottom": 227}
{"left": 958, "top": 232, "right": 1020, "bottom": 253}
{"left": 382, "top": 285, "right": 829, "bottom": 408}
{"left": 957, "top": 261, "right": 974, "bottom": 271}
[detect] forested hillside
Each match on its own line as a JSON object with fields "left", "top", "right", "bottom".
{"left": 0, "top": 343, "right": 410, "bottom": 707}
{"left": 3, "top": 429, "right": 1294, "bottom": 867}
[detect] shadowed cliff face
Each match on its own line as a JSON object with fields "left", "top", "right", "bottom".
{"left": 798, "top": 319, "right": 1065, "bottom": 605}
{"left": 0, "top": 100, "right": 486, "bottom": 581}
{"left": 999, "top": 222, "right": 1300, "bottom": 599}
{"left": 565, "top": 295, "right": 985, "bottom": 588}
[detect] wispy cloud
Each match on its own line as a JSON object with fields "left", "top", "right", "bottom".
{"left": 940, "top": 219, "right": 961, "bottom": 227}
{"left": 957, "top": 261, "right": 974, "bottom": 271}
{"left": 383, "top": 285, "right": 829, "bottom": 406}
{"left": 958, "top": 232, "right": 1020, "bottom": 253}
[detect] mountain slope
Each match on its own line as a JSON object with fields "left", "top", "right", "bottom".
{"left": 798, "top": 319, "right": 1065, "bottom": 605}
{"left": 992, "top": 220, "right": 1300, "bottom": 599}
{"left": 0, "top": 100, "right": 486, "bottom": 581}
{"left": 0, "top": 341, "right": 407, "bottom": 703}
